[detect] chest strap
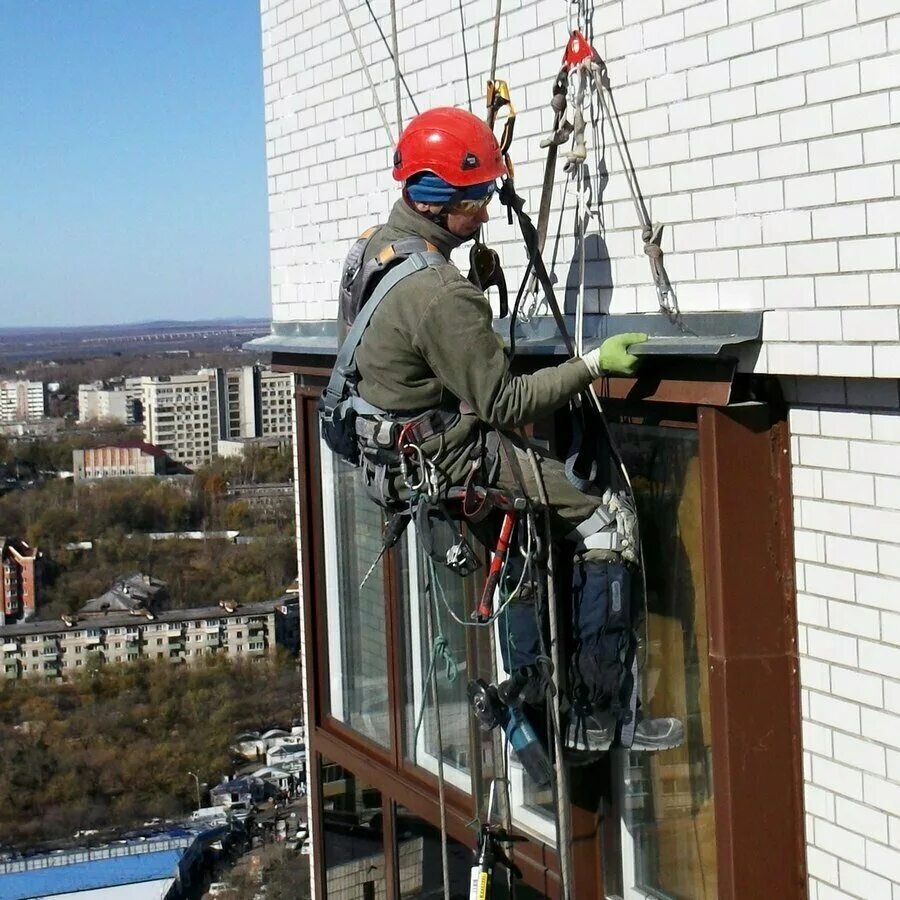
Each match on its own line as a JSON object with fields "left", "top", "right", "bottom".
{"left": 321, "top": 249, "right": 446, "bottom": 420}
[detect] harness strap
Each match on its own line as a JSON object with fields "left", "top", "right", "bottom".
{"left": 322, "top": 249, "right": 446, "bottom": 417}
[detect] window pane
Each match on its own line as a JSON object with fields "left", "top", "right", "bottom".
{"left": 320, "top": 442, "right": 390, "bottom": 747}
{"left": 608, "top": 422, "right": 717, "bottom": 899}
{"left": 394, "top": 805, "right": 473, "bottom": 898}
{"left": 321, "top": 758, "right": 387, "bottom": 898}
{"left": 399, "top": 522, "right": 484, "bottom": 790}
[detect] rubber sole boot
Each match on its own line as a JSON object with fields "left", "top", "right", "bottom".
{"left": 628, "top": 716, "right": 685, "bottom": 752}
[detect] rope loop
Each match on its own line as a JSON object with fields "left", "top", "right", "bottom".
{"left": 432, "top": 634, "right": 459, "bottom": 683}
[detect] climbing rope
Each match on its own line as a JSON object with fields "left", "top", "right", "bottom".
{"left": 362, "top": 0, "right": 420, "bottom": 113}
{"left": 457, "top": 0, "right": 474, "bottom": 113}
{"left": 423, "top": 555, "right": 451, "bottom": 900}
{"left": 522, "top": 444, "right": 573, "bottom": 900}
{"left": 338, "top": 0, "right": 395, "bottom": 145}
{"left": 390, "top": 0, "right": 402, "bottom": 133}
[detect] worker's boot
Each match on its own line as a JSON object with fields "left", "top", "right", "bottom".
{"left": 628, "top": 714, "right": 685, "bottom": 752}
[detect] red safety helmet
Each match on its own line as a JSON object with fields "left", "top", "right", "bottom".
{"left": 392, "top": 107, "right": 506, "bottom": 187}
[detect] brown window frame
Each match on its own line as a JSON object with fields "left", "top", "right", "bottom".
{"left": 290, "top": 370, "right": 807, "bottom": 900}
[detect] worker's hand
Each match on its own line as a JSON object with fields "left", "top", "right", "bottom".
{"left": 582, "top": 333, "right": 648, "bottom": 378}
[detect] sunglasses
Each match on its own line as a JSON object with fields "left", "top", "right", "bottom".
{"left": 449, "top": 185, "right": 495, "bottom": 214}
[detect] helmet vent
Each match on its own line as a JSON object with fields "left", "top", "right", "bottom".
{"left": 461, "top": 152, "right": 479, "bottom": 170}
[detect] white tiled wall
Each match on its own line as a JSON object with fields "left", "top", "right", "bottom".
{"left": 786, "top": 378, "right": 900, "bottom": 900}
{"left": 261, "top": 0, "right": 899, "bottom": 380}
{"left": 261, "top": 0, "right": 900, "bottom": 897}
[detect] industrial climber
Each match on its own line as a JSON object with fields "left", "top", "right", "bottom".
{"left": 321, "top": 107, "right": 682, "bottom": 754}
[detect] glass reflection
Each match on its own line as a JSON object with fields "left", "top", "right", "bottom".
{"left": 320, "top": 445, "right": 390, "bottom": 747}
{"left": 321, "top": 759, "right": 387, "bottom": 898}
{"left": 400, "top": 520, "right": 480, "bottom": 790}
{"left": 609, "top": 422, "right": 717, "bottom": 899}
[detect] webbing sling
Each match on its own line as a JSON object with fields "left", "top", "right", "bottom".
{"left": 321, "top": 250, "right": 446, "bottom": 420}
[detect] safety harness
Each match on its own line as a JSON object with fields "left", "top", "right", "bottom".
{"left": 319, "top": 240, "right": 449, "bottom": 471}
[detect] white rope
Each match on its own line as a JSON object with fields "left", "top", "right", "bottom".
{"left": 390, "top": 0, "right": 402, "bottom": 133}
{"left": 338, "top": 0, "right": 395, "bottom": 146}
{"left": 423, "top": 555, "right": 451, "bottom": 900}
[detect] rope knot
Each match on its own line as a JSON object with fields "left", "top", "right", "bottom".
{"left": 433, "top": 635, "right": 458, "bottom": 682}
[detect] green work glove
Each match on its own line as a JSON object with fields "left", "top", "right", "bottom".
{"left": 582, "top": 332, "right": 648, "bottom": 378}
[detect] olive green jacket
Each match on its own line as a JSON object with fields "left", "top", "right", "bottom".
{"left": 351, "top": 199, "right": 593, "bottom": 484}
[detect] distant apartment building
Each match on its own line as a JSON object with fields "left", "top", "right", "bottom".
{"left": 72, "top": 442, "right": 168, "bottom": 481}
{"left": 134, "top": 367, "right": 293, "bottom": 469}
{"left": 0, "top": 380, "right": 45, "bottom": 423}
{"left": 257, "top": 368, "right": 293, "bottom": 438}
{"left": 138, "top": 370, "right": 220, "bottom": 469}
{"left": 77, "top": 383, "right": 132, "bottom": 424}
{"left": 0, "top": 538, "right": 41, "bottom": 625}
{"left": 0, "top": 595, "right": 299, "bottom": 680}
{"left": 217, "top": 365, "right": 294, "bottom": 440}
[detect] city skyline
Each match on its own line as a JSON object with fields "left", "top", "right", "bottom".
{"left": 0, "top": 2, "right": 270, "bottom": 329}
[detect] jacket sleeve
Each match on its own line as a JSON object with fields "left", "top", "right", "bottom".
{"left": 412, "top": 276, "right": 593, "bottom": 428}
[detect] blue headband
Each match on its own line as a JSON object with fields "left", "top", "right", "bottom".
{"left": 406, "top": 172, "right": 495, "bottom": 204}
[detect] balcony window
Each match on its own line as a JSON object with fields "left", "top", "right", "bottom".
{"left": 320, "top": 443, "right": 390, "bottom": 749}
{"left": 602, "top": 421, "right": 717, "bottom": 898}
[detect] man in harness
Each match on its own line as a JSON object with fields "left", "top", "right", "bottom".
{"left": 321, "top": 107, "right": 682, "bottom": 754}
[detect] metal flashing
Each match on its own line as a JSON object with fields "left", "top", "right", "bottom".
{"left": 245, "top": 312, "right": 762, "bottom": 360}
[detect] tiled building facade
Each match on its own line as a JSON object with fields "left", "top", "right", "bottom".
{"left": 257, "top": 0, "right": 899, "bottom": 897}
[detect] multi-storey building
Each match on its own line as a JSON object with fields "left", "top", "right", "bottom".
{"left": 218, "top": 365, "right": 294, "bottom": 440}
{"left": 0, "top": 538, "right": 41, "bottom": 625}
{"left": 257, "top": 368, "right": 293, "bottom": 437}
{"left": 0, "top": 381, "right": 45, "bottom": 423}
{"left": 77, "top": 383, "right": 131, "bottom": 424}
{"left": 72, "top": 443, "right": 168, "bottom": 481}
{"left": 135, "top": 367, "right": 293, "bottom": 469}
{"left": 251, "top": 1, "right": 900, "bottom": 897}
{"left": 0, "top": 595, "right": 299, "bottom": 680}
{"left": 138, "top": 370, "right": 220, "bottom": 469}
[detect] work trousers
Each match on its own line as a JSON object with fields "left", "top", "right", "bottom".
{"left": 490, "top": 433, "right": 635, "bottom": 721}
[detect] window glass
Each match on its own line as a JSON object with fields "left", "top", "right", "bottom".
{"left": 399, "top": 521, "right": 488, "bottom": 792}
{"left": 320, "top": 442, "right": 390, "bottom": 748}
{"left": 394, "top": 805, "right": 472, "bottom": 898}
{"left": 321, "top": 758, "right": 387, "bottom": 898}
{"left": 399, "top": 516, "right": 553, "bottom": 844}
{"left": 605, "top": 422, "right": 717, "bottom": 899}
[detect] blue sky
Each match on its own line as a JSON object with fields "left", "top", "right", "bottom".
{"left": 0, "top": 1, "right": 270, "bottom": 327}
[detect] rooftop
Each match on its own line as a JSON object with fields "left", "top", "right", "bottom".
{"left": 0, "top": 848, "right": 182, "bottom": 899}
{"left": 0, "top": 594, "right": 298, "bottom": 638}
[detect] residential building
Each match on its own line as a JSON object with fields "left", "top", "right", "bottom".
{"left": 124, "top": 375, "right": 144, "bottom": 423}
{"left": 250, "top": 0, "right": 900, "bottom": 897}
{"left": 77, "top": 383, "right": 131, "bottom": 424}
{"left": 217, "top": 365, "right": 294, "bottom": 440}
{"left": 134, "top": 366, "right": 293, "bottom": 469}
{"left": 72, "top": 442, "right": 169, "bottom": 481}
{"left": 0, "top": 380, "right": 44, "bottom": 423}
{"left": 0, "top": 537, "right": 41, "bottom": 624}
{"left": 0, "top": 595, "right": 299, "bottom": 680}
{"left": 138, "top": 370, "right": 220, "bottom": 469}
{"left": 257, "top": 367, "right": 293, "bottom": 437}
